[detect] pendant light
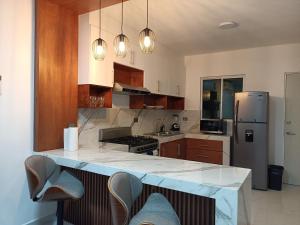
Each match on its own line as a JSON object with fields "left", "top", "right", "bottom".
{"left": 139, "top": 0, "right": 155, "bottom": 54}
{"left": 92, "top": 0, "right": 107, "bottom": 61}
{"left": 114, "top": 0, "right": 129, "bottom": 58}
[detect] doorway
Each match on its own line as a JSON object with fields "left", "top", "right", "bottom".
{"left": 284, "top": 73, "right": 300, "bottom": 185}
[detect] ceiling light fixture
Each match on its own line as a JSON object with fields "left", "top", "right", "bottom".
{"left": 114, "top": 0, "right": 129, "bottom": 58}
{"left": 92, "top": 0, "right": 108, "bottom": 61}
{"left": 219, "top": 21, "right": 239, "bottom": 30}
{"left": 139, "top": 0, "right": 155, "bottom": 54}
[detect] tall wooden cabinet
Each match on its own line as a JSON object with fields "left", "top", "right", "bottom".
{"left": 34, "top": 0, "right": 125, "bottom": 151}
{"left": 35, "top": 0, "right": 78, "bottom": 151}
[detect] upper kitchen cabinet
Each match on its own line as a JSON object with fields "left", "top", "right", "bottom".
{"left": 143, "top": 52, "right": 185, "bottom": 97}
{"left": 78, "top": 14, "right": 114, "bottom": 87}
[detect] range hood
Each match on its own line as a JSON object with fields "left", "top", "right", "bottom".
{"left": 113, "top": 82, "right": 151, "bottom": 95}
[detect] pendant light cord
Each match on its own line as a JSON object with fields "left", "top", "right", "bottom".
{"left": 146, "top": 0, "right": 149, "bottom": 28}
{"left": 99, "top": 0, "right": 102, "bottom": 36}
{"left": 121, "top": 0, "right": 124, "bottom": 34}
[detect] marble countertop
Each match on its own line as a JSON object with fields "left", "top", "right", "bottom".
{"left": 145, "top": 132, "right": 231, "bottom": 144}
{"left": 36, "top": 145, "right": 249, "bottom": 192}
{"left": 35, "top": 145, "right": 251, "bottom": 225}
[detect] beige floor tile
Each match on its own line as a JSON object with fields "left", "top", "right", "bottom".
{"left": 252, "top": 184, "right": 300, "bottom": 225}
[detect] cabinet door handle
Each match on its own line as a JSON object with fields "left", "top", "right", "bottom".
{"left": 157, "top": 80, "right": 160, "bottom": 93}
{"left": 196, "top": 154, "right": 209, "bottom": 158}
{"left": 177, "top": 144, "right": 181, "bottom": 156}
{"left": 286, "top": 132, "right": 296, "bottom": 136}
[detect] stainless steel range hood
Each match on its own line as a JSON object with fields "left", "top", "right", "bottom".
{"left": 113, "top": 82, "right": 151, "bottom": 95}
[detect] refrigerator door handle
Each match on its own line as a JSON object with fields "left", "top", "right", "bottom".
{"left": 234, "top": 100, "right": 240, "bottom": 144}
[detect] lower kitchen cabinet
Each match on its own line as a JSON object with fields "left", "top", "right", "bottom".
{"left": 160, "top": 138, "right": 223, "bottom": 165}
{"left": 185, "top": 148, "right": 222, "bottom": 164}
{"left": 185, "top": 138, "right": 223, "bottom": 164}
{"left": 160, "top": 139, "right": 185, "bottom": 159}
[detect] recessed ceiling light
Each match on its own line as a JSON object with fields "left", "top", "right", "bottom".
{"left": 219, "top": 21, "right": 239, "bottom": 30}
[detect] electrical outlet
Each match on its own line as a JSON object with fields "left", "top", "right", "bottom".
{"left": 182, "top": 117, "right": 188, "bottom": 121}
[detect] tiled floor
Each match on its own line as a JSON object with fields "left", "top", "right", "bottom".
{"left": 252, "top": 184, "right": 300, "bottom": 225}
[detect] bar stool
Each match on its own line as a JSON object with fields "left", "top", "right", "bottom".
{"left": 24, "top": 155, "right": 84, "bottom": 225}
{"left": 108, "top": 172, "right": 181, "bottom": 225}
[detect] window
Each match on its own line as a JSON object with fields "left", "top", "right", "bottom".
{"left": 201, "top": 76, "right": 243, "bottom": 119}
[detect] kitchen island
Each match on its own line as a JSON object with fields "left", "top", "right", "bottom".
{"left": 36, "top": 144, "right": 251, "bottom": 225}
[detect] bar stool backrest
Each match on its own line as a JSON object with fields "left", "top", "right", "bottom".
{"left": 24, "top": 155, "right": 57, "bottom": 200}
{"left": 108, "top": 172, "right": 143, "bottom": 225}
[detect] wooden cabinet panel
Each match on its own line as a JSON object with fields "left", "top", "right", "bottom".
{"left": 49, "top": 0, "right": 127, "bottom": 15}
{"left": 160, "top": 139, "right": 185, "bottom": 159}
{"left": 160, "top": 138, "right": 223, "bottom": 164}
{"left": 185, "top": 138, "right": 223, "bottom": 164}
{"left": 186, "top": 148, "right": 222, "bottom": 164}
{"left": 186, "top": 138, "right": 223, "bottom": 152}
{"left": 35, "top": 0, "right": 78, "bottom": 151}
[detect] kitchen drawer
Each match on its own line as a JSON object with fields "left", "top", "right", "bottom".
{"left": 186, "top": 148, "right": 223, "bottom": 164}
{"left": 185, "top": 138, "right": 223, "bottom": 152}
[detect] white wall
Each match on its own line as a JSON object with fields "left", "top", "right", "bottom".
{"left": 184, "top": 43, "right": 300, "bottom": 165}
{"left": 0, "top": 0, "right": 55, "bottom": 224}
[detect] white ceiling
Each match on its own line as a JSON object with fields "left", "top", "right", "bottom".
{"left": 103, "top": 0, "right": 300, "bottom": 55}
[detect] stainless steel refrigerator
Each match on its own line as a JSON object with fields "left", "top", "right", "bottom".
{"left": 233, "top": 91, "right": 269, "bottom": 190}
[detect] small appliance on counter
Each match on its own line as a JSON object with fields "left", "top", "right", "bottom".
{"left": 170, "top": 114, "right": 180, "bottom": 132}
{"left": 99, "top": 127, "right": 159, "bottom": 155}
{"left": 200, "top": 119, "right": 227, "bottom": 135}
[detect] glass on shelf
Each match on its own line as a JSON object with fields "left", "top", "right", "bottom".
{"left": 87, "top": 96, "right": 105, "bottom": 108}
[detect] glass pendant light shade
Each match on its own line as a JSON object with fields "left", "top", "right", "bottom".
{"left": 114, "top": 33, "right": 129, "bottom": 58}
{"left": 139, "top": 0, "right": 156, "bottom": 54}
{"left": 114, "top": 0, "right": 129, "bottom": 58}
{"left": 92, "top": 38, "right": 108, "bottom": 61}
{"left": 139, "top": 28, "right": 155, "bottom": 53}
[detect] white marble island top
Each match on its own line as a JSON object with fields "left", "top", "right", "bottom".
{"left": 36, "top": 144, "right": 251, "bottom": 225}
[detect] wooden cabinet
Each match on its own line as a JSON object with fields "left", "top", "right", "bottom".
{"left": 34, "top": 0, "right": 126, "bottom": 151}
{"left": 169, "top": 68, "right": 185, "bottom": 97}
{"left": 160, "top": 139, "right": 185, "bottom": 159}
{"left": 185, "top": 139, "right": 223, "bottom": 165}
{"left": 160, "top": 138, "right": 223, "bottom": 165}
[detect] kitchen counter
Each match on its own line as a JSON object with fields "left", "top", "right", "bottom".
{"left": 35, "top": 145, "right": 251, "bottom": 225}
{"left": 146, "top": 132, "right": 231, "bottom": 165}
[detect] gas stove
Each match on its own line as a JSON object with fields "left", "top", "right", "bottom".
{"left": 99, "top": 127, "right": 158, "bottom": 154}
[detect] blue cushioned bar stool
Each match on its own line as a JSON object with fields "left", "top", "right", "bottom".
{"left": 108, "top": 172, "right": 181, "bottom": 225}
{"left": 25, "top": 155, "right": 84, "bottom": 225}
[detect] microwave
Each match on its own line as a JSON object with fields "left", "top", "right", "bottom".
{"left": 200, "top": 119, "right": 227, "bottom": 135}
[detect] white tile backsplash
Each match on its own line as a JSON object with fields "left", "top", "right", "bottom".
{"left": 78, "top": 108, "right": 232, "bottom": 147}
{"left": 78, "top": 108, "right": 177, "bottom": 147}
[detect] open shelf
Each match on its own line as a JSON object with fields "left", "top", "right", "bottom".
{"left": 167, "top": 96, "right": 185, "bottom": 110}
{"left": 78, "top": 84, "right": 112, "bottom": 108}
{"left": 130, "top": 94, "right": 184, "bottom": 110}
